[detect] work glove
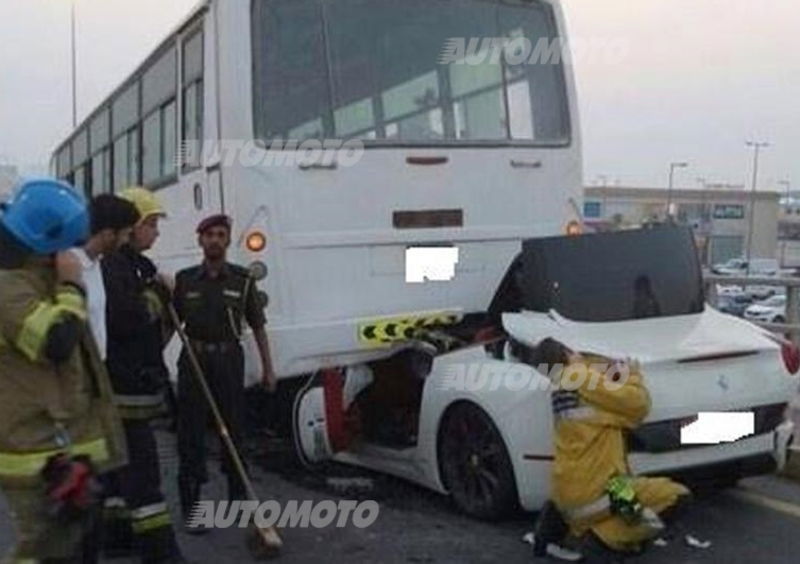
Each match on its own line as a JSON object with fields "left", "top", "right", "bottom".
{"left": 42, "top": 454, "right": 103, "bottom": 521}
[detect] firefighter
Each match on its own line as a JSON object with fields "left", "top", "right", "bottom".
{"left": 538, "top": 338, "right": 691, "bottom": 558}
{"left": 173, "top": 214, "right": 276, "bottom": 529}
{"left": 102, "top": 187, "right": 183, "bottom": 562}
{"left": 0, "top": 178, "right": 127, "bottom": 563}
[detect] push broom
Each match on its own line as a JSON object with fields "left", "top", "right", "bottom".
{"left": 166, "top": 303, "right": 283, "bottom": 558}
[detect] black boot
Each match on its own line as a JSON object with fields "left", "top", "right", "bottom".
{"left": 101, "top": 501, "right": 135, "bottom": 558}
{"left": 178, "top": 475, "right": 208, "bottom": 535}
{"left": 533, "top": 501, "right": 569, "bottom": 557}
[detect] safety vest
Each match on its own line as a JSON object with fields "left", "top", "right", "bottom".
{"left": 0, "top": 264, "right": 127, "bottom": 487}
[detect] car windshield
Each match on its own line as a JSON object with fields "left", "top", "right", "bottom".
{"left": 762, "top": 296, "right": 786, "bottom": 307}
{"left": 514, "top": 225, "right": 705, "bottom": 322}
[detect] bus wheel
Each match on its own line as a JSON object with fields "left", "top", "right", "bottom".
{"left": 438, "top": 403, "right": 518, "bottom": 520}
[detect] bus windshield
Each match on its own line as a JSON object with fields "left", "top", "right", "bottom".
{"left": 251, "top": 0, "right": 570, "bottom": 145}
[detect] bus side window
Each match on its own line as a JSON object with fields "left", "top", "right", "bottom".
{"left": 182, "top": 29, "right": 204, "bottom": 171}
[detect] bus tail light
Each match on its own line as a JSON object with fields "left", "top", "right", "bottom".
{"left": 565, "top": 220, "right": 582, "bottom": 236}
{"left": 245, "top": 231, "right": 267, "bottom": 252}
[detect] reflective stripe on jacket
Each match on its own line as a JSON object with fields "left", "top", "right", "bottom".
{"left": 0, "top": 437, "right": 109, "bottom": 479}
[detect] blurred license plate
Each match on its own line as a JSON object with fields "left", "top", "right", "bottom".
{"left": 680, "top": 412, "right": 755, "bottom": 445}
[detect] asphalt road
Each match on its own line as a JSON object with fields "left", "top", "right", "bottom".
{"left": 2, "top": 430, "right": 799, "bottom": 564}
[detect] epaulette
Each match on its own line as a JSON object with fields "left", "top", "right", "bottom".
{"left": 176, "top": 265, "right": 203, "bottom": 279}
{"left": 228, "top": 263, "right": 252, "bottom": 278}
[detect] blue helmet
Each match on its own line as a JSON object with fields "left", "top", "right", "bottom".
{"left": 0, "top": 178, "right": 89, "bottom": 255}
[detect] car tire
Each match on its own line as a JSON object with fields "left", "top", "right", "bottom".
{"left": 775, "top": 316, "right": 786, "bottom": 324}
{"left": 438, "top": 402, "right": 518, "bottom": 520}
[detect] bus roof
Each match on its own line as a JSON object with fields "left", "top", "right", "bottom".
{"left": 52, "top": 0, "right": 210, "bottom": 157}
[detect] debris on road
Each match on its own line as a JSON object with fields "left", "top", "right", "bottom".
{"left": 684, "top": 534, "right": 712, "bottom": 549}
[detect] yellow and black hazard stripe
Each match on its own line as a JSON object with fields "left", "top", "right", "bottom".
{"left": 358, "top": 312, "right": 460, "bottom": 348}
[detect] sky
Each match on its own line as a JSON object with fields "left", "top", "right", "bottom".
{"left": 0, "top": 0, "right": 797, "bottom": 190}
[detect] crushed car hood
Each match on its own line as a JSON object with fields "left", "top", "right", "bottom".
{"left": 502, "top": 307, "right": 777, "bottom": 364}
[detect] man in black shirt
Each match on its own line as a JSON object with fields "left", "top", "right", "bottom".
{"left": 173, "top": 214, "right": 276, "bottom": 530}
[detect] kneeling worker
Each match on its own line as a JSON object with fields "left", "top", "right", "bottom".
{"left": 173, "top": 214, "right": 276, "bottom": 529}
{"left": 0, "top": 179, "right": 127, "bottom": 562}
{"left": 536, "top": 338, "right": 692, "bottom": 559}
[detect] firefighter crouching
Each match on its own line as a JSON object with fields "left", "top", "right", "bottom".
{"left": 101, "top": 187, "right": 183, "bottom": 562}
{"left": 0, "top": 179, "right": 127, "bottom": 563}
{"left": 537, "top": 338, "right": 690, "bottom": 557}
{"left": 174, "top": 214, "right": 276, "bottom": 531}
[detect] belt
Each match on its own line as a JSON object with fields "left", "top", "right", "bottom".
{"left": 190, "top": 339, "right": 239, "bottom": 354}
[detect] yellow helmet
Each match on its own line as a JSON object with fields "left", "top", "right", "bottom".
{"left": 119, "top": 187, "right": 166, "bottom": 223}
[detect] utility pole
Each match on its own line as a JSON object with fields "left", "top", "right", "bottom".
{"left": 597, "top": 175, "right": 609, "bottom": 220}
{"left": 745, "top": 141, "right": 770, "bottom": 275}
{"left": 666, "top": 162, "right": 688, "bottom": 221}
{"left": 70, "top": 0, "right": 77, "bottom": 129}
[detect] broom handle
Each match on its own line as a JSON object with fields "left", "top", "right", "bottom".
{"left": 166, "top": 303, "right": 259, "bottom": 503}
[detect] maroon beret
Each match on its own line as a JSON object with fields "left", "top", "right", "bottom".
{"left": 196, "top": 214, "right": 232, "bottom": 234}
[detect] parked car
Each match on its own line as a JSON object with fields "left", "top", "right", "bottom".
{"left": 744, "top": 295, "right": 790, "bottom": 323}
{"left": 712, "top": 257, "right": 796, "bottom": 279}
{"left": 716, "top": 292, "right": 754, "bottom": 317}
{"left": 712, "top": 257, "right": 780, "bottom": 276}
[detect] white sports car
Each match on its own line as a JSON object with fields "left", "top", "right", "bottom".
{"left": 295, "top": 227, "right": 797, "bottom": 519}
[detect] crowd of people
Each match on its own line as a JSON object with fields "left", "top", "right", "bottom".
{"left": 0, "top": 178, "right": 275, "bottom": 563}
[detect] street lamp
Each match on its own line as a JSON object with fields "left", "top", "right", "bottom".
{"left": 779, "top": 180, "right": 791, "bottom": 206}
{"left": 744, "top": 141, "right": 770, "bottom": 275}
{"left": 666, "top": 162, "right": 689, "bottom": 220}
{"left": 597, "top": 175, "right": 609, "bottom": 219}
{"left": 70, "top": 0, "right": 77, "bottom": 129}
{"left": 779, "top": 180, "right": 791, "bottom": 267}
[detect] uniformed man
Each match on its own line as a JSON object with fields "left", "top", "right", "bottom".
{"left": 0, "top": 179, "right": 127, "bottom": 563}
{"left": 174, "top": 214, "right": 276, "bottom": 528}
{"left": 102, "top": 187, "right": 184, "bottom": 562}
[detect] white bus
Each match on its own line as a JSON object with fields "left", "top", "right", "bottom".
{"left": 53, "top": 0, "right": 794, "bottom": 521}
{"left": 53, "top": 0, "right": 582, "bottom": 381}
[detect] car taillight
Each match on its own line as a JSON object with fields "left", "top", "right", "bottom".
{"left": 781, "top": 341, "right": 800, "bottom": 375}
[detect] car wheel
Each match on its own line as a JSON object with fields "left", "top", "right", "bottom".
{"left": 438, "top": 402, "right": 518, "bottom": 520}
{"left": 775, "top": 316, "right": 786, "bottom": 324}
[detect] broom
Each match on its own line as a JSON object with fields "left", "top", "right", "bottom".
{"left": 166, "top": 303, "right": 283, "bottom": 558}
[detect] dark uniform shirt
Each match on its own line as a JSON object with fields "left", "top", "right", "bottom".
{"left": 103, "top": 244, "right": 171, "bottom": 400}
{"left": 174, "top": 262, "right": 265, "bottom": 343}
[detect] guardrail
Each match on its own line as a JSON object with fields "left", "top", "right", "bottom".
{"left": 704, "top": 273, "right": 800, "bottom": 347}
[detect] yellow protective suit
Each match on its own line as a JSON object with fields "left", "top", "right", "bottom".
{"left": 551, "top": 357, "right": 689, "bottom": 553}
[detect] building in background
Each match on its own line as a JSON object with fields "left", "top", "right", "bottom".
{"left": 584, "top": 186, "right": 780, "bottom": 267}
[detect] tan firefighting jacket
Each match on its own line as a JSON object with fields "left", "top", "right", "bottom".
{"left": 0, "top": 262, "right": 127, "bottom": 487}
{"left": 551, "top": 357, "right": 689, "bottom": 552}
